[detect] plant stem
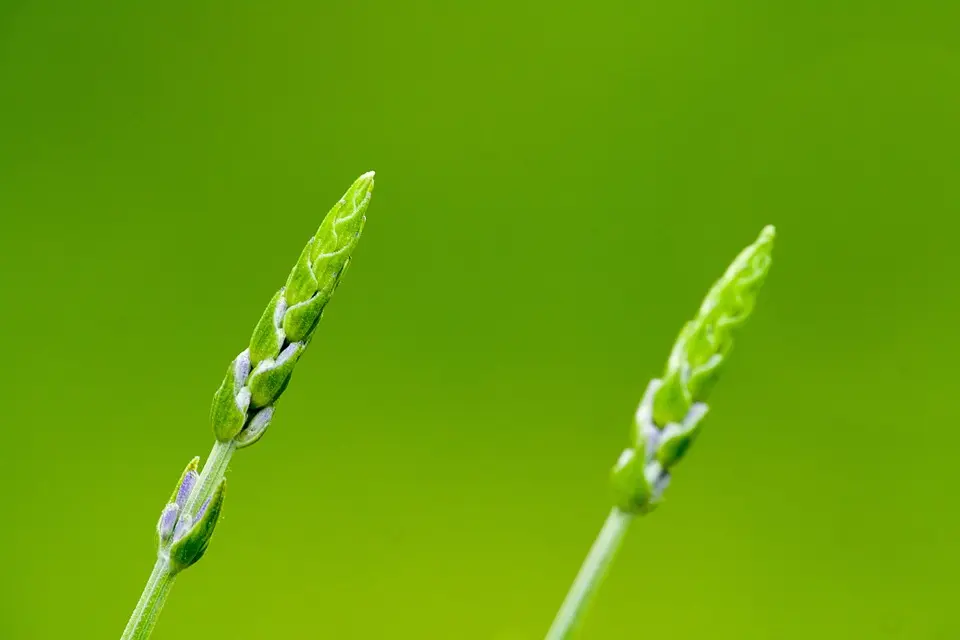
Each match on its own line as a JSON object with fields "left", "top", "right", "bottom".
{"left": 183, "top": 439, "right": 236, "bottom": 520}
{"left": 120, "top": 557, "right": 177, "bottom": 640}
{"left": 545, "top": 508, "right": 634, "bottom": 640}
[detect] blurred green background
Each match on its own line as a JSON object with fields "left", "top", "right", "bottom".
{"left": 1, "top": 1, "right": 958, "bottom": 638}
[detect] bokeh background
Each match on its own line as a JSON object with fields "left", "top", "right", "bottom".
{"left": 1, "top": 1, "right": 958, "bottom": 638}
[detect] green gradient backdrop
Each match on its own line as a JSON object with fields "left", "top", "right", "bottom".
{"left": 1, "top": 1, "right": 958, "bottom": 638}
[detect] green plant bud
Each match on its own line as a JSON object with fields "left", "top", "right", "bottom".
{"left": 166, "top": 457, "right": 200, "bottom": 506}
{"left": 246, "top": 342, "right": 305, "bottom": 408}
{"left": 653, "top": 226, "right": 775, "bottom": 426}
{"left": 169, "top": 480, "right": 226, "bottom": 574}
{"left": 248, "top": 290, "right": 286, "bottom": 366}
{"left": 610, "top": 447, "right": 653, "bottom": 513}
{"left": 647, "top": 366, "right": 689, "bottom": 436}
{"left": 308, "top": 175, "right": 370, "bottom": 281}
{"left": 210, "top": 351, "right": 252, "bottom": 442}
{"left": 283, "top": 172, "right": 372, "bottom": 309}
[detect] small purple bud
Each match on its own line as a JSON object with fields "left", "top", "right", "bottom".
{"left": 234, "top": 349, "right": 251, "bottom": 392}
{"left": 157, "top": 503, "right": 180, "bottom": 542}
{"left": 168, "top": 479, "right": 227, "bottom": 573}
{"left": 175, "top": 470, "right": 199, "bottom": 509}
{"left": 195, "top": 496, "right": 212, "bottom": 523}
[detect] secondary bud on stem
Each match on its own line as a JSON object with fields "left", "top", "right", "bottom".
{"left": 210, "top": 172, "right": 375, "bottom": 445}
{"left": 152, "top": 457, "right": 227, "bottom": 574}
{"left": 611, "top": 226, "right": 775, "bottom": 514}
{"left": 168, "top": 480, "right": 226, "bottom": 574}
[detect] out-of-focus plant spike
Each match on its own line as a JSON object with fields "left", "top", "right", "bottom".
{"left": 550, "top": 226, "right": 776, "bottom": 640}
{"left": 611, "top": 225, "right": 776, "bottom": 515}
{"left": 652, "top": 225, "right": 775, "bottom": 427}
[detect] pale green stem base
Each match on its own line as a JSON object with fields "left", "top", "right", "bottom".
{"left": 120, "top": 557, "right": 176, "bottom": 640}
{"left": 545, "top": 508, "right": 634, "bottom": 640}
{"left": 120, "top": 439, "right": 237, "bottom": 640}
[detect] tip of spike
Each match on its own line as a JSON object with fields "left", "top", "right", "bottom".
{"left": 349, "top": 171, "right": 375, "bottom": 199}
{"left": 758, "top": 224, "right": 775, "bottom": 243}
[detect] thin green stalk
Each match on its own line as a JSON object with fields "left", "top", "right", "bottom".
{"left": 545, "top": 508, "right": 633, "bottom": 640}
{"left": 120, "top": 557, "right": 177, "bottom": 640}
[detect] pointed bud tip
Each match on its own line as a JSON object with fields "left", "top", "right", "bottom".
{"left": 351, "top": 171, "right": 375, "bottom": 194}
{"left": 757, "top": 224, "right": 775, "bottom": 247}
{"left": 748, "top": 225, "right": 776, "bottom": 275}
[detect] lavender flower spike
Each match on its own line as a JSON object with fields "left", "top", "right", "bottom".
{"left": 121, "top": 173, "right": 376, "bottom": 640}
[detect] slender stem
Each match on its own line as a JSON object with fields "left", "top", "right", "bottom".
{"left": 120, "top": 557, "right": 177, "bottom": 640}
{"left": 183, "top": 439, "right": 236, "bottom": 520}
{"left": 545, "top": 508, "right": 634, "bottom": 640}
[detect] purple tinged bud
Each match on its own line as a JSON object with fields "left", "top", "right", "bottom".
{"left": 168, "top": 479, "right": 227, "bottom": 573}
{"left": 176, "top": 470, "right": 199, "bottom": 509}
{"left": 234, "top": 350, "right": 251, "bottom": 392}
{"left": 196, "top": 496, "right": 212, "bottom": 523}
{"left": 157, "top": 503, "right": 180, "bottom": 541}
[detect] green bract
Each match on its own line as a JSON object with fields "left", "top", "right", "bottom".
{"left": 168, "top": 480, "right": 226, "bottom": 574}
